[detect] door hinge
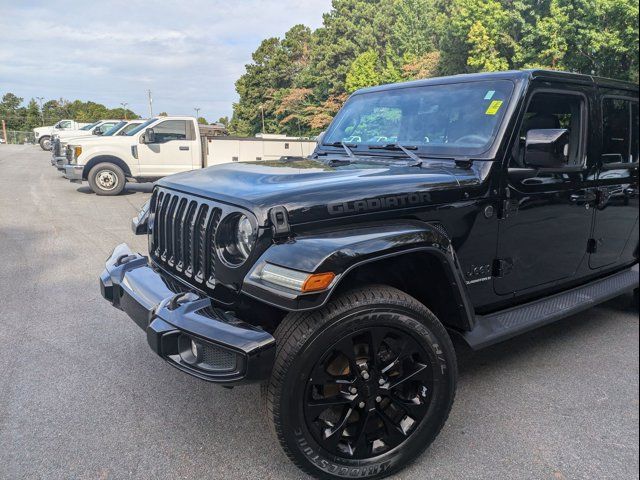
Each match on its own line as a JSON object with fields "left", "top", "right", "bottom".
{"left": 269, "top": 206, "right": 291, "bottom": 237}
{"left": 493, "top": 258, "right": 514, "bottom": 277}
{"left": 587, "top": 238, "right": 598, "bottom": 253}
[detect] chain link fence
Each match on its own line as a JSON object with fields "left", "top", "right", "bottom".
{"left": 2, "top": 131, "right": 36, "bottom": 144}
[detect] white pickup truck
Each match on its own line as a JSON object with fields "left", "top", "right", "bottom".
{"left": 63, "top": 116, "right": 317, "bottom": 195}
{"left": 51, "top": 119, "right": 145, "bottom": 167}
{"left": 33, "top": 119, "right": 92, "bottom": 150}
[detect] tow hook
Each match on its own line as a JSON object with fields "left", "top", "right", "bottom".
{"left": 166, "top": 292, "right": 200, "bottom": 311}
{"left": 115, "top": 254, "right": 138, "bottom": 266}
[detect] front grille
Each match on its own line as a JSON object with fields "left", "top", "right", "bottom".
{"left": 151, "top": 189, "right": 222, "bottom": 289}
{"left": 65, "top": 145, "right": 72, "bottom": 162}
{"left": 53, "top": 138, "right": 61, "bottom": 156}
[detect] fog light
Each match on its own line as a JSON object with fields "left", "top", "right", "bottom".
{"left": 190, "top": 339, "right": 199, "bottom": 359}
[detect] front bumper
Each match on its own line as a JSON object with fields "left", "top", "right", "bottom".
{"left": 63, "top": 164, "right": 84, "bottom": 183}
{"left": 100, "top": 243, "right": 276, "bottom": 385}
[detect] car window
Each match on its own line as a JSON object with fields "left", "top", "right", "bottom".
{"left": 80, "top": 121, "right": 100, "bottom": 131}
{"left": 59, "top": 121, "right": 72, "bottom": 129}
{"left": 153, "top": 120, "right": 188, "bottom": 143}
{"left": 98, "top": 122, "right": 118, "bottom": 133}
{"left": 511, "top": 91, "right": 585, "bottom": 168}
{"left": 602, "top": 98, "right": 634, "bottom": 164}
{"left": 119, "top": 123, "right": 141, "bottom": 135}
{"left": 102, "top": 121, "right": 126, "bottom": 136}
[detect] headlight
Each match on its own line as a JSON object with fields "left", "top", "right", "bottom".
{"left": 250, "top": 263, "right": 336, "bottom": 293}
{"left": 216, "top": 213, "right": 256, "bottom": 266}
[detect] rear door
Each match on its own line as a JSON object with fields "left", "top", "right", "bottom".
{"left": 137, "top": 120, "right": 196, "bottom": 177}
{"left": 589, "top": 96, "right": 639, "bottom": 269}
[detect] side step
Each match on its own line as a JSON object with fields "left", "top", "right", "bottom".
{"left": 463, "top": 264, "right": 639, "bottom": 350}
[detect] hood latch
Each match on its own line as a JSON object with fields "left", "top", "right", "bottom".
{"left": 269, "top": 206, "right": 291, "bottom": 237}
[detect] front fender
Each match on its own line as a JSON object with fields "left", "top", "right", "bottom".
{"left": 242, "top": 220, "right": 474, "bottom": 320}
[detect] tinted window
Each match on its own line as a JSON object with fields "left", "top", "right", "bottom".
{"left": 102, "top": 121, "right": 126, "bottom": 136}
{"left": 119, "top": 123, "right": 141, "bottom": 135}
{"left": 323, "top": 80, "right": 514, "bottom": 155}
{"left": 153, "top": 120, "right": 188, "bottom": 143}
{"left": 602, "top": 98, "right": 631, "bottom": 163}
{"left": 511, "top": 92, "right": 584, "bottom": 167}
{"left": 80, "top": 121, "right": 100, "bottom": 131}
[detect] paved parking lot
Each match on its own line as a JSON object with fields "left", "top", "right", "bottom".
{"left": 0, "top": 144, "right": 638, "bottom": 480}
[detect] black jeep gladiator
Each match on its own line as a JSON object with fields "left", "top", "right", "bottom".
{"left": 100, "top": 70, "right": 639, "bottom": 479}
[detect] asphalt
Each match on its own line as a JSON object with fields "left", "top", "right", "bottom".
{"left": 0, "top": 144, "right": 638, "bottom": 480}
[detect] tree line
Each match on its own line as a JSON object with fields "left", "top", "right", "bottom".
{"left": 0, "top": 93, "right": 140, "bottom": 132}
{"left": 229, "top": 0, "right": 639, "bottom": 137}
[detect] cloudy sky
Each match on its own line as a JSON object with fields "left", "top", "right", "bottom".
{"left": 0, "top": 0, "right": 332, "bottom": 121}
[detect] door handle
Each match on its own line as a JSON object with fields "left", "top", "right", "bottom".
{"left": 570, "top": 191, "right": 596, "bottom": 204}
{"left": 179, "top": 146, "right": 190, "bottom": 151}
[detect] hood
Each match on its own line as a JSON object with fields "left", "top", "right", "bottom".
{"left": 157, "top": 157, "right": 482, "bottom": 225}
{"left": 66, "top": 135, "right": 133, "bottom": 146}
{"left": 56, "top": 130, "right": 92, "bottom": 140}
{"left": 33, "top": 126, "right": 52, "bottom": 134}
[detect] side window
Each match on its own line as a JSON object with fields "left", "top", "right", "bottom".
{"left": 602, "top": 98, "right": 632, "bottom": 164}
{"left": 98, "top": 122, "right": 117, "bottom": 133}
{"left": 511, "top": 92, "right": 585, "bottom": 168}
{"left": 58, "top": 121, "right": 72, "bottom": 129}
{"left": 153, "top": 120, "right": 188, "bottom": 143}
{"left": 119, "top": 123, "right": 140, "bottom": 135}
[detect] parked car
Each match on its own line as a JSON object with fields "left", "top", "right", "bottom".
{"left": 51, "top": 120, "right": 145, "bottom": 168}
{"left": 62, "top": 116, "right": 316, "bottom": 195}
{"left": 99, "top": 70, "right": 639, "bottom": 480}
{"left": 33, "top": 119, "right": 92, "bottom": 150}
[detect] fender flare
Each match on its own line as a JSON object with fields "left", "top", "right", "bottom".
{"left": 242, "top": 220, "right": 475, "bottom": 328}
{"left": 82, "top": 155, "right": 132, "bottom": 179}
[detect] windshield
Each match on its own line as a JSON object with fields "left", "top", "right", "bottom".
{"left": 80, "top": 121, "right": 100, "bottom": 131}
{"left": 323, "top": 80, "right": 514, "bottom": 156}
{"left": 126, "top": 118, "right": 157, "bottom": 136}
{"left": 101, "top": 121, "right": 126, "bottom": 136}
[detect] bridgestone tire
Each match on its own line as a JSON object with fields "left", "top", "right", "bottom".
{"left": 88, "top": 163, "right": 126, "bottom": 196}
{"left": 263, "top": 285, "right": 457, "bottom": 480}
{"left": 39, "top": 136, "right": 52, "bottom": 151}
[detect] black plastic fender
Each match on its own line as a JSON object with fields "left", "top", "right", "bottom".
{"left": 242, "top": 220, "right": 475, "bottom": 328}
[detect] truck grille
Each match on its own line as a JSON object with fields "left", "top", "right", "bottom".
{"left": 150, "top": 189, "right": 222, "bottom": 289}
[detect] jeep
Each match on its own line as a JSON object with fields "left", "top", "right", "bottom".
{"left": 100, "top": 70, "right": 639, "bottom": 479}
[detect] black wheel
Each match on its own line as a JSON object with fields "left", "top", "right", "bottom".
{"left": 39, "top": 136, "right": 52, "bottom": 151}
{"left": 263, "top": 285, "right": 457, "bottom": 479}
{"left": 88, "top": 163, "right": 126, "bottom": 196}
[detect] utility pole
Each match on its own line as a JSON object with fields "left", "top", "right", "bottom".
{"left": 1, "top": 120, "right": 7, "bottom": 144}
{"left": 36, "top": 96, "right": 45, "bottom": 126}
{"left": 260, "top": 105, "right": 266, "bottom": 134}
{"left": 120, "top": 102, "right": 129, "bottom": 120}
{"left": 194, "top": 107, "right": 200, "bottom": 121}
{"left": 147, "top": 90, "right": 153, "bottom": 117}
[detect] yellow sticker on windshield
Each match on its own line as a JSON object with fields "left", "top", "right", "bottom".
{"left": 485, "top": 100, "right": 504, "bottom": 115}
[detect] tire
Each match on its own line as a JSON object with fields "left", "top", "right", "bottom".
{"left": 39, "top": 136, "right": 52, "bottom": 151}
{"left": 88, "top": 163, "right": 126, "bottom": 196}
{"left": 263, "top": 285, "right": 457, "bottom": 480}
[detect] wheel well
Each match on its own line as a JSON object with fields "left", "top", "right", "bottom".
{"left": 332, "top": 252, "right": 471, "bottom": 332}
{"left": 83, "top": 156, "right": 132, "bottom": 179}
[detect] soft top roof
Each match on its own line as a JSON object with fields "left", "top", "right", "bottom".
{"left": 355, "top": 69, "right": 639, "bottom": 95}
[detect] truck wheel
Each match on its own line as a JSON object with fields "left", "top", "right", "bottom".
{"left": 88, "top": 163, "right": 126, "bottom": 196}
{"left": 39, "top": 136, "right": 52, "bottom": 151}
{"left": 263, "top": 285, "right": 457, "bottom": 480}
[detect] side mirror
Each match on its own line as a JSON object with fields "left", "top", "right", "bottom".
{"left": 92, "top": 127, "right": 103, "bottom": 135}
{"left": 144, "top": 128, "right": 156, "bottom": 144}
{"left": 316, "top": 131, "right": 326, "bottom": 145}
{"left": 524, "top": 128, "right": 570, "bottom": 169}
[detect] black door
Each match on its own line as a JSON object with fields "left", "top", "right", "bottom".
{"left": 589, "top": 98, "right": 639, "bottom": 269}
{"left": 495, "top": 86, "right": 596, "bottom": 296}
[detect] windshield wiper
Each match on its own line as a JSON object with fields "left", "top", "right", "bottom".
{"left": 323, "top": 141, "right": 358, "bottom": 159}
{"left": 369, "top": 143, "right": 423, "bottom": 167}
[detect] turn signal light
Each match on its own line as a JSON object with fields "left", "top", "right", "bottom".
{"left": 302, "top": 272, "right": 336, "bottom": 292}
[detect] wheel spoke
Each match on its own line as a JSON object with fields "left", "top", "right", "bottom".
{"left": 350, "top": 409, "right": 373, "bottom": 456}
{"left": 306, "top": 395, "right": 353, "bottom": 419}
{"left": 387, "top": 362, "right": 428, "bottom": 390}
{"left": 323, "top": 407, "right": 353, "bottom": 450}
{"left": 389, "top": 393, "right": 428, "bottom": 418}
{"left": 375, "top": 409, "right": 407, "bottom": 444}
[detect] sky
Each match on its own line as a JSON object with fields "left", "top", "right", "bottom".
{"left": 0, "top": 0, "right": 332, "bottom": 122}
